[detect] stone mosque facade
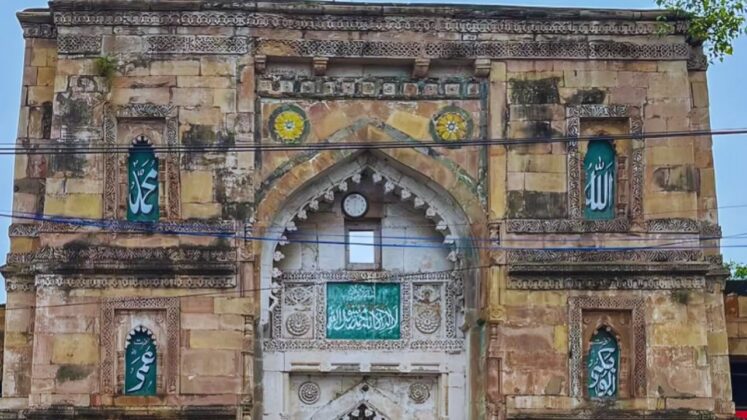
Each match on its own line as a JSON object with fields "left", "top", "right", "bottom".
{"left": 0, "top": 0, "right": 733, "bottom": 419}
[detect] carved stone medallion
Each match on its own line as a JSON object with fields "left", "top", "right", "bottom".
{"left": 286, "top": 312, "right": 312, "bottom": 337}
{"left": 408, "top": 382, "right": 430, "bottom": 404}
{"left": 298, "top": 381, "right": 320, "bottom": 405}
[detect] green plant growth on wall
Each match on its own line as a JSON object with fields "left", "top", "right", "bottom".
{"left": 94, "top": 56, "right": 118, "bottom": 90}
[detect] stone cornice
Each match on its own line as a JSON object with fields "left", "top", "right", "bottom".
{"left": 47, "top": 1, "right": 688, "bottom": 24}
{"left": 49, "top": 10, "right": 689, "bottom": 36}
{"left": 17, "top": 10, "right": 56, "bottom": 39}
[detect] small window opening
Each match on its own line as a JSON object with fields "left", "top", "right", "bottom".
{"left": 346, "top": 221, "right": 381, "bottom": 270}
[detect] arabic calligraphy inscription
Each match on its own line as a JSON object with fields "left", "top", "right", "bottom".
{"left": 584, "top": 140, "right": 615, "bottom": 220}
{"left": 326, "top": 283, "right": 401, "bottom": 340}
{"left": 124, "top": 327, "right": 157, "bottom": 396}
{"left": 587, "top": 328, "right": 619, "bottom": 398}
{"left": 127, "top": 140, "right": 159, "bottom": 222}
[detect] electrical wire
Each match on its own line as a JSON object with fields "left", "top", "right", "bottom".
{"left": 1, "top": 211, "right": 743, "bottom": 252}
{"left": 1, "top": 127, "right": 745, "bottom": 155}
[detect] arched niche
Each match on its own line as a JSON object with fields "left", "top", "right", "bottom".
{"left": 124, "top": 325, "right": 157, "bottom": 396}
{"left": 257, "top": 152, "right": 478, "bottom": 420}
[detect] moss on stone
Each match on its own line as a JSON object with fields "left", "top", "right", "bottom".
{"left": 509, "top": 78, "right": 559, "bottom": 104}
{"left": 55, "top": 364, "right": 93, "bottom": 383}
{"left": 565, "top": 88, "right": 606, "bottom": 105}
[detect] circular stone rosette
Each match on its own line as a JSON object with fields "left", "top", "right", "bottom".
{"left": 298, "top": 381, "right": 321, "bottom": 405}
{"left": 408, "top": 382, "right": 430, "bottom": 404}
{"left": 269, "top": 104, "right": 310, "bottom": 144}
{"left": 430, "top": 106, "right": 474, "bottom": 144}
{"left": 285, "top": 312, "right": 312, "bottom": 337}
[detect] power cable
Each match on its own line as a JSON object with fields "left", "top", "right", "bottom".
{"left": 0, "top": 127, "right": 745, "bottom": 155}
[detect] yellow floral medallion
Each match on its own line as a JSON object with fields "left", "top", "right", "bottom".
{"left": 269, "top": 105, "right": 309, "bottom": 143}
{"left": 431, "top": 107, "right": 473, "bottom": 143}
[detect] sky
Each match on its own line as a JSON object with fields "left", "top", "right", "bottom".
{"left": 0, "top": 0, "right": 745, "bottom": 301}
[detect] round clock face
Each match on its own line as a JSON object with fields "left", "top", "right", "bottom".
{"left": 342, "top": 193, "right": 368, "bottom": 218}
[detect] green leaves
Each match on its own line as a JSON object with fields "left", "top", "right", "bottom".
{"left": 656, "top": 0, "right": 747, "bottom": 61}
{"left": 725, "top": 260, "right": 747, "bottom": 280}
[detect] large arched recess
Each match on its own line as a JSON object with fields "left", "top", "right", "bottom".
{"left": 254, "top": 149, "right": 488, "bottom": 419}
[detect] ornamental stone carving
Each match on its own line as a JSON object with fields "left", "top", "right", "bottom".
{"left": 298, "top": 381, "right": 321, "bottom": 405}
{"left": 285, "top": 312, "right": 312, "bottom": 337}
{"left": 408, "top": 382, "right": 431, "bottom": 404}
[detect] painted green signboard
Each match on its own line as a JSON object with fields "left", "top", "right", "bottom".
{"left": 326, "top": 282, "right": 400, "bottom": 340}
{"left": 127, "top": 143, "right": 159, "bottom": 222}
{"left": 587, "top": 329, "right": 619, "bottom": 398}
{"left": 584, "top": 140, "right": 616, "bottom": 220}
{"left": 124, "top": 329, "right": 157, "bottom": 396}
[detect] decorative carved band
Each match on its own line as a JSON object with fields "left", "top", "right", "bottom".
{"left": 508, "top": 275, "right": 705, "bottom": 290}
{"left": 280, "top": 270, "right": 453, "bottom": 282}
{"left": 36, "top": 274, "right": 236, "bottom": 289}
{"left": 258, "top": 76, "right": 484, "bottom": 100}
{"left": 645, "top": 218, "right": 699, "bottom": 233}
{"left": 506, "top": 218, "right": 722, "bottom": 235}
{"left": 507, "top": 249, "right": 702, "bottom": 264}
{"left": 57, "top": 34, "right": 101, "bottom": 54}
{"left": 21, "top": 23, "right": 57, "bottom": 39}
{"left": 505, "top": 218, "right": 630, "bottom": 233}
{"left": 9, "top": 223, "right": 40, "bottom": 237}
{"left": 5, "top": 278, "right": 36, "bottom": 293}
{"left": 144, "top": 35, "right": 251, "bottom": 54}
{"left": 255, "top": 39, "right": 691, "bottom": 61}
{"left": 10, "top": 246, "right": 236, "bottom": 265}
{"left": 54, "top": 32, "right": 693, "bottom": 63}
{"left": 53, "top": 11, "right": 689, "bottom": 37}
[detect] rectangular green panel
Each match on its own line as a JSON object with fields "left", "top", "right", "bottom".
{"left": 127, "top": 147, "right": 159, "bottom": 222}
{"left": 326, "top": 282, "right": 400, "bottom": 340}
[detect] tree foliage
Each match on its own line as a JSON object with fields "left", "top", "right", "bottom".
{"left": 726, "top": 260, "right": 747, "bottom": 280}
{"left": 656, "top": 0, "right": 747, "bottom": 61}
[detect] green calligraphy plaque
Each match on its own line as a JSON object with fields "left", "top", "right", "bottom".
{"left": 127, "top": 143, "right": 159, "bottom": 223}
{"left": 124, "top": 329, "right": 157, "bottom": 396}
{"left": 326, "top": 282, "right": 400, "bottom": 340}
{"left": 584, "top": 140, "right": 616, "bottom": 220}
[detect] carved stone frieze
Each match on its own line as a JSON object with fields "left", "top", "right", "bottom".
{"left": 9, "top": 223, "right": 40, "bottom": 237}
{"left": 645, "top": 218, "right": 699, "bottom": 233}
{"left": 35, "top": 274, "right": 237, "bottom": 289}
{"left": 144, "top": 35, "right": 251, "bottom": 54}
{"left": 57, "top": 34, "right": 101, "bottom": 54}
{"left": 5, "top": 278, "right": 36, "bottom": 293}
{"left": 507, "top": 249, "right": 702, "bottom": 264}
{"left": 255, "top": 39, "right": 691, "bottom": 61}
{"left": 569, "top": 296, "right": 646, "bottom": 398}
{"left": 700, "top": 221, "right": 723, "bottom": 238}
{"left": 505, "top": 218, "right": 630, "bottom": 233}
{"left": 53, "top": 11, "right": 689, "bottom": 37}
{"left": 21, "top": 23, "right": 57, "bottom": 39}
{"left": 35, "top": 219, "right": 235, "bottom": 235}
{"left": 508, "top": 275, "right": 705, "bottom": 290}
{"left": 257, "top": 76, "right": 484, "bottom": 100}
{"left": 101, "top": 297, "right": 179, "bottom": 395}
{"left": 9, "top": 246, "right": 236, "bottom": 275}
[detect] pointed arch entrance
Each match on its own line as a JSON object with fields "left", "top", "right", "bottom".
{"left": 258, "top": 153, "right": 478, "bottom": 420}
